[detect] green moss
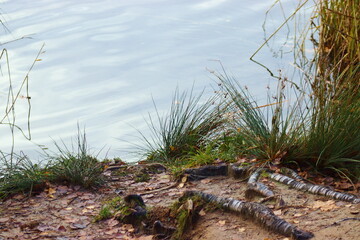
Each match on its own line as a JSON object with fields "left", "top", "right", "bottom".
{"left": 94, "top": 205, "right": 112, "bottom": 222}
{"left": 94, "top": 196, "right": 124, "bottom": 221}
{"left": 172, "top": 209, "right": 190, "bottom": 240}
{"left": 170, "top": 194, "right": 215, "bottom": 240}
{"left": 114, "top": 205, "right": 133, "bottom": 222}
{"left": 95, "top": 195, "right": 145, "bottom": 224}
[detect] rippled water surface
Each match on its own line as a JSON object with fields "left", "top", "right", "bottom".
{"left": 0, "top": 0, "right": 300, "bottom": 161}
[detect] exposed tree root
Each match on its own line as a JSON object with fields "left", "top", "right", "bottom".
{"left": 183, "top": 190, "right": 314, "bottom": 240}
{"left": 269, "top": 172, "right": 360, "bottom": 204}
{"left": 228, "top": 164, "right": 251, "bottom": 180}
{"left": 137, "top": 164, "right": 360, "bottom": 239}
{"left": 183, "top": 164, "right": 360, "bottom": 204}
{"left": 280, "top": 167, "right": 305, "bottom": 181}
{"left": 153, "top": 220, "right": 176, "bottom": 239}
{"left": 246, "top": 170, "right": 275, "bottom": 199}
{"left": 244, "top": 169, "right": 285, "bottom": 206}
{"left": 184, "top": 164, "right": 228, "bottom": 180}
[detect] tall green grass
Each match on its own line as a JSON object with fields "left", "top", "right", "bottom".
{"left": 214, "top": 71, "right": 308, "bottom": 165}
{"left": 0, "top": 154, "right": 52, "bottom": 199}
{"left": 300, "top": 0, "right": 360, "bottom": 178}
{"left": 138, "top": 88, "right": 224, "bottom": 163}
{"left": 222, "top": 0, "right": 360, "bottom": 178}
{"left": 50, "top": 127, "right": 105, "bottom": 188}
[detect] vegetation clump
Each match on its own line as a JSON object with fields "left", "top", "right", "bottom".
{"left": 95, "top": 196, "right": 124, "bottom": 222}
{"left": 0, "top": 128, "right": 105, "bottom": 199}
{"left": 0, "top": 157, "right": 53, "bottom": 199}
{"left": 170, "top": 194, "right": 219, "bottom": 240}
{"left": 138, "top": 88, "right": 224, "bottom": 163}
{"left": 49, "top": 128, "right": 105, "bottom": 188}
{"left": 95, "top": 194, "right": 147, "bottom": 227}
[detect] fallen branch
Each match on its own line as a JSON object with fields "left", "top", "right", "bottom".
{"left": 139, "top": 182, "right": 178, "bottom": 196}
{"left": 183, "top": 190, "right": 314, "bottom": 240}
{"left": 325, "top": 217, "right": 360, "bottom": 228}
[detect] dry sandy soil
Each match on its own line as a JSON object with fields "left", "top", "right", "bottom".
{"left": 0, "top": 164, "right": 359, "bottom": 240}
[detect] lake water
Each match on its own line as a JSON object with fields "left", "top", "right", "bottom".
{"left": 0, "top": 0, "right": 305, "bottom": 162}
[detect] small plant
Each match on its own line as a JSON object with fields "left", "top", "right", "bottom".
{"left": 50, "top": 127, "right": 104, "bottom": 188}
{"left": 216, "top": 74, "right": 306, "bottom": 165}
{"left": 186, "top": 144, "right": 217, "bottom": 168}
{"left": 171, "top": 194, "right": 219, "bottom": 239}
{"left": 0, "top": 155, "right": 53, "bottom": 199}
{"left": 302, "top": 94, "right": 360, "bottom": 178}
{"left": 95, "top": 196, "right": 124, "bottom": 221}
{"left": 96, "top": 205, "right": 112, "bottom": 221}
{"left": 138, "top": 88, "right": 224, "bottom": 163}
{"left": 211, "top": 132, "right": 246, "bottom": 162}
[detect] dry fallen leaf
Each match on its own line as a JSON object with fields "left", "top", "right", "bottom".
{"left": 312, "top": 200, "right": 339, "bottom": 211}
{"left": 185, "top": 199, "right": 193, "bottom": 211}
{"left": 39, "top": 230, "right": 60, "bottom": 236}
{"left": 181, "top": 176, "right": 187, "bottom": 183}
{"left": 218, "top": 220, "right": 226, "bottom": 226}
{"left": 273, "top": 209, "right": 282, "bottom": 216}
{"left": 200, "top": 179, "right": 212, "bottom": 184}
{"left": 105, "top": 228, "right": 119, "bottom": 235}
{"left": 238, "top": 227, "right": 246, "bottom": 232}
{"left": 137, "top": 236, "right": 154, "bottom": 240}
{"left": 152, "top": 199, "right": 162, "bottom": 203}
{"left": 199, "top": 209, "right": 206, "bottom": 216}
{"left": 121, "top": 224, "right": 134, "bottom": 231}
{"left": 159, "top": 174, "right": 171, "bottom": 179}
{"left": 107, "top": 219, "right": 120, "bottom": 227}
{"left": 336, "top": 182, "right": 353, "bottom": 190}
{"left": 0, "top": 217, "right": 10, "bottom": 223}
{"left": 70, "top": 223, "right": 88, "bottom": 230}
{"left": 47, "top": 188, "right": 57, "bottom": 195}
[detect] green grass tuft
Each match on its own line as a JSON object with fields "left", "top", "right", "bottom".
{"left": 138, "top": 88, "right": 224, "bottom": 163}
{"left": 0, "top": 156, "right": 53, "bottom": 199}
{"left": 50, "top": 127, "right": 105, "bottom": 188}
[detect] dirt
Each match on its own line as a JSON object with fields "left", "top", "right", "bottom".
{"left": 0, "top": 165, "right": 359, "bottom": 240}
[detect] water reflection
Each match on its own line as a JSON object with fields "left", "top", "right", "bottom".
{"left": 0, "top": 0, "right": 298, "bottom": 161}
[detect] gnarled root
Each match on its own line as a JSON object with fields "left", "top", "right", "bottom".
{"left": 184, "top": 164, "right": 228, "bottom": 180}
{"left": 245, "top": 170, "right": 286, "bottom": 206}
{"left": 183, "top": 190, "right": 314, "bottom": 240}
{"left": 269, "top": 172, "right": 360, "bottom": 204}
